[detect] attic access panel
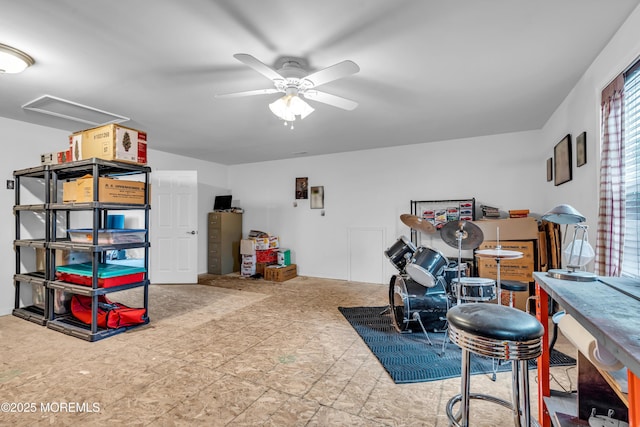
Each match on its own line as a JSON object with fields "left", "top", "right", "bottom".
{"left": 22, "top": 95, "right": 129, "bottom": 126}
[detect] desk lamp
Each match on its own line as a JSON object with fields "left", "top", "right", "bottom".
{"left": 542, "top": 204, "right": 597, "bottom": 281}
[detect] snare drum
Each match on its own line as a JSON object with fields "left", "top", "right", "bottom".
{"left": 384, "top": 235, "right": 417, "bottom": 272}
{"left": 405, "top": 246, "right": 448, "bottom": 288}
{"left": 389, "top": 275, "right": 448, "bottom": 333}
{"left": 451, "top": 277, "right": 496, "bottom": 302}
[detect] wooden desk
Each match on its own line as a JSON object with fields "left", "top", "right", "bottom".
{"left": 534, "top": 272, "right": 640, "bottom": 427}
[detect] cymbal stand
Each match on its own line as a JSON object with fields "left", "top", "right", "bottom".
{"left": 455, "top": 227, "right": 466, "bottom": 306}
{"left": 440, "top": 226, "right": 466, "bottom": 355}
{"left": 496, "top": 227, "right": 502, "bottom": 305}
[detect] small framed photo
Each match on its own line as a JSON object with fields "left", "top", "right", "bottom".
{"left": 295, "top": 177, "right": 308, "bottom": 199}
{"left": 576, "top": 132, "right": 587, "bottom": 167}
{"left": 554, "top": 134, "right": 572, "bottom": 186}
{"left": 310, "top": 186, "right": 324, "bottom": 209}
{"left": 547, "top": 158, "right": 553, "bottom": 182}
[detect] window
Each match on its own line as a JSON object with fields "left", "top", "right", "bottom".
{"left": 623, "top": 62, "right": 640, "bottom": 278}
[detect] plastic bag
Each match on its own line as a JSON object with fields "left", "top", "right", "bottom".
{"left": 563, "top": 238, "right": 595, "bottom": 267}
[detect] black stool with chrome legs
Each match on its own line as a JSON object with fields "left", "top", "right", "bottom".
{"left": 500, "top": 280, "right": 529, "bottom": 308}
{"left": 445, "top": 303, "right": 544, "bottom": 427}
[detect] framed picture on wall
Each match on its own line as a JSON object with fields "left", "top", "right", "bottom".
{"left": 576, "top": 132, "right": 587, "bottom": 167}
{"left": 310, "top": 186, "right": 324, "bottom": 209}
{"left": 547, "top": 158, "right": 553, "bottom": 182}
{"left": 554, "top": 134, "right": 572, "bottom": 186}
{"left": 295, "top": 177, "right": 308, "bottom": 199}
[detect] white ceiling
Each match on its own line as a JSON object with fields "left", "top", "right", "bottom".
{"left": 1, "top": 0, "right": 639, "bottom": 165}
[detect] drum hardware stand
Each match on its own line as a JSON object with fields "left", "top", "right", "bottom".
{"left": 411, "top": 312, "right": 434, "bottom": 346}
{"left": 380, "top": 273, "right": 403, "bottom": 316}
{"left": 437, "top": 276, "right": 453, "bottom": 356}
{"left": 439, "top": 220, "right": 486, "bottom": 356}
{"left": 455, "top": 231, "right": 463, "bottom": 305}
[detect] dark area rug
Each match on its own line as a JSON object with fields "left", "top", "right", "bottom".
{"left": 339, "top": 305, "right": 576, "bottom": 384}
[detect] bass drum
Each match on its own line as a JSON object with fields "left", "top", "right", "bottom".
{"left": 389, "top": 274, "right": 449, "bottom": 333}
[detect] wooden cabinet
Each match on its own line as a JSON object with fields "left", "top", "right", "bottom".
{"left": 207, "top": 212, "right": 242, "bottom": 274}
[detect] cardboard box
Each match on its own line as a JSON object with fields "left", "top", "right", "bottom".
{"left": 41, "top": 149, "right": 72, "bottom": 165}
{"left": 256, "top": 249, "right": 277, "bottom": 264}
{"left": 277, "top": 248, "right": 291, "bottom": 266}
{"left": 63, "top": 174, "right": 146, "bottom": 204}
{"left": 269, "top": 236, "right": 280, "bottom": 249}
{"left": 265, "top": 264, "right": 297, "bottom": 282}
{"left": 240, "top": 254, "right": 256, "bottom": 276}
{"left": 476, "top": 240, "right": 536, "bottom": 283}
{"left": 240, "top": 239, "right": 256, "bottom": 255}
{"left": 252, "top": 237, "right": 269, "bottom": 250}
{"left": 70, "top": 124, "right": 147, "bottom": 165}
{"left": 241, "top": 264, "right": 256, "bottom": 276}
{"left": 57, "top": 149, "right": 72, "bottom": 164}
{"left": 473, "top": 217, "right": 539, "bottom": 241}
{"left": 241, "top": 254, "right": 256, "bottom": 264}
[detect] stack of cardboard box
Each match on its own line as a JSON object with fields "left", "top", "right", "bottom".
{"left": 240, "top": 233, "right": 296, "bottom": 281}
{"left": 41, "top": 123, "right": 148, "bottom": 166}
{"left": 473, "top": 217, "right": 538, "bottom": 311}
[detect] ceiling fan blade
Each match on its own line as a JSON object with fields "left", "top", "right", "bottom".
{"left": 302, "top": 90, "right": 359, "bottom": 111}
{"left": 233, "top": 53, "right": 284, "bottom": 81}
{"left": 215, "top": 88, "right": 280, "bottom": 98}
{"left": 302, "top": 60, "right": 360, "bottom": 88}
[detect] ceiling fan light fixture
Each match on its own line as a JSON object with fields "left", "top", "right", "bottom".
{"left": 268, "top": 94, "right": 314, "bottom": 123}
{"left": 0, "top": 43, "right": 34, "bottom": 74}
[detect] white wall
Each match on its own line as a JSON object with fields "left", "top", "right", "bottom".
{"left": 0, "top": 116, "right": 229, "bottom": 316}
{"left": 229, "top": 131, "right": 542, "bottom": 283}
{"left": 539, "top": 5, "right": 640, "bottom": 251}
{"left": 228, "top": 4, "right": 640, "bottom": 283}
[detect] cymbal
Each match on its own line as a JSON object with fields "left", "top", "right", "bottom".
{"left": 400, "top": 214, "right": 436, "bottom": 234}
{"left": 440, "top": 220, "right": 484, "bottom": 249}
{"left": 475, "top": 248, "right": 523, "bottom": 259}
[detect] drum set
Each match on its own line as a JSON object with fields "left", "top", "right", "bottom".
{"left": 384, "top": 214, "right": 523, "bottom": 343}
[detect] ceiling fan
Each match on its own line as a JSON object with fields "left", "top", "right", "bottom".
{"left": 215, "top": 53, "right": 360, "bottom": 127}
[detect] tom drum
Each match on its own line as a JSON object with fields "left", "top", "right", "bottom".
{"left": 384, "top": 235, "right": 417, "bottom": 272}
{"left": 442, "top": 262, "right": 468, "bottom": 294}
{"left": 405, "top": 246, "right": 449, "bottom": 288}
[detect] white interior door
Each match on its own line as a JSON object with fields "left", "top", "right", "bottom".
{"left": 150, "top": 170, "right": 198, "bottom": 283}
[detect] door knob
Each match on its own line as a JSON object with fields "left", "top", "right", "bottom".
{"left": 187, "top": 230, "right": 197, "bottom": 235}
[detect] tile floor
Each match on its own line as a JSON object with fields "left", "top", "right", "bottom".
{"left": 0, "top": 274, "right": 576, "bottom": 426}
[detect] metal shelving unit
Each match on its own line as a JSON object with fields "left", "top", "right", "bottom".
{"left": 13, "top": 158, "right": 152, "bottom": 341}
{"left": 13, "top": 165, "right": 50, "bottom": 324}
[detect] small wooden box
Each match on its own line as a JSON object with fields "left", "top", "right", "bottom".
{"left": 265, "top": 264, "right": 297, "bottom": 282}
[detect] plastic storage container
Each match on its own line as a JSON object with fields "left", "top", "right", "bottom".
{"left": 67, "top": 229, "right": 146, "bottom": 244}
{"left": 55, "top": 262, "right": 146, "bottom": 288}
